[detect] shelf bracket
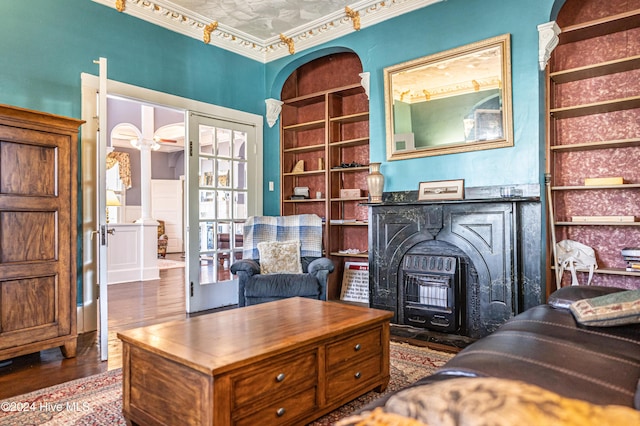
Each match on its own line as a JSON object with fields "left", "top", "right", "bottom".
{"left": 359, "top": 72, "right": 370, "bottom": 99}
{"left": 265, "top": 98, "right": 284, "bottom": 128}
{"left": 538, "top": 21, "right": 561, "bottom": 71}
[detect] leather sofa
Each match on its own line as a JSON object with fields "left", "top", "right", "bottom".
{"left": 356, "top": 285, "right": 640, "bottom": 422}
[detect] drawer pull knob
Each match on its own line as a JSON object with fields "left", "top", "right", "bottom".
{"left": 276, "top": 407, "right": 286, "bottom": 417}
{"left": 276, "top": 373, "right": 286, "bottom": 382}
{"left": 354, "top": 371, "right": 361, "bottom": 379}
{"left": 354, "top": 343, "right": 361, "bottom": 351}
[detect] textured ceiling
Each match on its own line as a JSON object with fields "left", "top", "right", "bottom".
{"left": 93, "top": 0, "right": 443, "bottom": 62}
{"left": 167, "top": 0, "right": 357, "bottom": 40}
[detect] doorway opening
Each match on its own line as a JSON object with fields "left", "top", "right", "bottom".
{"left": 80, "top": 71, "right": 263, "bottom": 360}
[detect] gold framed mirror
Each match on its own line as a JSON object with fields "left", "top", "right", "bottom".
{"left": 384, "top": 34, "right": 513, "bottom": 160}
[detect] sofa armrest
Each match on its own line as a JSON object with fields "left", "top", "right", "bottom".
{"left": 308, "top": 257, "right": 335, "bottom": 275}
{"left": 230, "top": 259, "right": 260, "bottom": 277}
{"left": 548, "top": 285, "right": 627, "bottom": 310}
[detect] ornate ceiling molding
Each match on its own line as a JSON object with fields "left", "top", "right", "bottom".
{"left": 92, "top": 0, "right": 443, "bottom": 63}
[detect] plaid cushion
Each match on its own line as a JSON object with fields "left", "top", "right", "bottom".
{"left": 243, "top": 214, "right": 323, "bottom": 260}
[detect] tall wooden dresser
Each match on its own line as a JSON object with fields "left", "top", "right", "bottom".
{"left": 0, "top": 104, "right": 83, "bottom": 361}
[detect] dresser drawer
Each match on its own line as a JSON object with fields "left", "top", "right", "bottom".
{"left": 234, "top": 386, "right": 317, "bottom": 426}
{"left": 233, "top": 350, "right": 317, "bottom": 407}
{"left": 326, "top": 328, "right": 382, "bottom": 368}
{"left": 327, "top": 354, "right": 383, "bottom": 399}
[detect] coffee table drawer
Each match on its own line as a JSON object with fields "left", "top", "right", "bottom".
{"left": 327, "top": 354, "right": 382, "bottom": 399}
{"left": 326, "top": 328, "right": 382, "bottom": 368}
{"left": 233, "top": 350, "right": 317, "bottom": 407}
{"left": 234, "top": 386, "right": 317, "bottom": 426}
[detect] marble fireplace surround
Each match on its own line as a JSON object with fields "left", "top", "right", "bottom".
{"left": 368, "top": 185, "right": 544, "bottom": 339}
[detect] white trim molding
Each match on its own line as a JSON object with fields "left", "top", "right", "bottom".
{"left": 92, "top": 0, "right": 444, "bottom": 63}
{"left": 538, "top": 21, "right": 561, "bottom": 71}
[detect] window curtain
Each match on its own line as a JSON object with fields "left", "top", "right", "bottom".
{"left": 106, "top": 151, "right": 132, "bottom": 189}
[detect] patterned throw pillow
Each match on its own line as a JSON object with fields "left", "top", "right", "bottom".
{"left": 257, "top": 240, "right": 303, "bottom": 274}
{"left": 570, "top": 289, "right": 640, "bottom": 326}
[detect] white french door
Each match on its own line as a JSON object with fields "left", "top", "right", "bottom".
{"left": 186, "top": 113, "right": 259, "bottom": 313}
{"left": 81, "top": 69, "right": 263, "bottom": 356}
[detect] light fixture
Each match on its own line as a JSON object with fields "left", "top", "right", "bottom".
{"left": 130, "top": 138, "right": 161, "bottom": 151}
{"left": 106, "top": 190, "right": 121, "bottom": 224}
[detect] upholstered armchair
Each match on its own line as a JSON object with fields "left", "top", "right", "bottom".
{"left": 230, "top": 214, "right": 334, "bottom": 307}
{"left": 157, "top": 220, "right": 168, "bottom": 258}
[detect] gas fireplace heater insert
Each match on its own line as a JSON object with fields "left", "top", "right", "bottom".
{"left": 400, "top": 254, "right": 464, "bottom": 333}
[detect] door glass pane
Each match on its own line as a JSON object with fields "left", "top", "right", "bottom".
{"left": 217, "top": 159, "right": 231, "bottom": 188}
{"left": 197, "top": 123, "right": 249, "bottom": 285}
{"left": 199, "top": 190, "right": 215, "bottom": 220}
{"left": 200, "top": 158, "right": 215, "bottom": 187}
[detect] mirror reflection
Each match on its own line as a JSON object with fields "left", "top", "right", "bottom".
{"left": 385, "top": 34, "right": 513, "bottom": 159}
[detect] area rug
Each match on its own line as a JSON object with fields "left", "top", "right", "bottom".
{"left": 157, "top": 259, "right": 185, "bottom": 270}
{"left": 0, "top": 342, "right": 453, "bottom": 426}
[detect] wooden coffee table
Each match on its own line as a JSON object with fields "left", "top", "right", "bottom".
{"left": 118, "top": 297, "right": 393, "bottom": 425}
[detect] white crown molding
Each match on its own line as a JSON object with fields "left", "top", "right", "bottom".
{"left": 92, "top": 0, "right": 443, "bottom": 63}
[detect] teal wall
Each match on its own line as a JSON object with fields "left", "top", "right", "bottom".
{"left": 1, "top": 0, "right": 567, "bottom": 297}
{"left": 0, "top": 0, "right": 265, "bottom": 118}
{"left": 0, "top": 0, "right": 265, "bottom": 303}
{"left": 264, "top": 0, "right": 562, "bottom": 215}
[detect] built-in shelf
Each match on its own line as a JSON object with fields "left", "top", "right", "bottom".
{"left": 550, "top": 54, "right": 640, "bottom": 83}
{"left": 550, "top": 95, "right": 640, "bottom": 119}
{"left": 329, "top": 166, "right": 369, "bottom": 173}
{"left": 282, "top": 170, "right": 325, "bottom": 177}
{"left": 283, "top": 92, "right": 325, "bottom": 108}
{"left": 558, "top": 8, "right": 640, "bottom": 44}
{"left": 330, "top": 112, "right": 369, "bottom": 124}
{"left": 552, "top": 265, "right": 640, "bottom": 277}
{"left": 282, "top": 198, "right": 325, "bottom": 203}
{"left": 550, "top": 137, "right": 640, "bottom": 152}
{"left": 329, "top": 137, "right": 369, "bottom": 148}
{"left": 551, "top": 183, "right": 640, "bottom": 190}
{"left": 330, "top": 252, "right": 368, "bottom": 258}
{"left": 332, "top": 83, "right": 366, "bottom": 98}
{"left": 330, "top": 197, "right": 368, "bottom": 202}
{"left": 282, "top": 119, "right": 325, "bottom": 132}
{"left": 555, "top": 221, "right": 640, "bottom": 226}
{"left": 283, "top": 143, "right": 325, "bottom": 154}
{"left": 280, "top": 53, "right": 370, "bottom": 300}
{"left": 547, "top": 5, "right": 640, "bottom": 288}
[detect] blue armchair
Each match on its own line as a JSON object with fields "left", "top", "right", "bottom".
{"left": 230, "top": 214, "right": 334, "bottom": 307}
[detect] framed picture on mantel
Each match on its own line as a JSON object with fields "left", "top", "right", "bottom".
{"left": 418, "top": 179, "right": 464, "bottom": 201}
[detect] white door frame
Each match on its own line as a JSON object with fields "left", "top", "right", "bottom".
{"left": 79, "top": 73, "right": 263, "bottom": 339}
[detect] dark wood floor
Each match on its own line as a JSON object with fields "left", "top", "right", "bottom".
{"left": 0, "top": 254, "right": 189, "bottom": 400}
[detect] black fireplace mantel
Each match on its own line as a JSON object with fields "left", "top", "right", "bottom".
{"left": 367, "top": 191, "right": 543, "bottom": 338}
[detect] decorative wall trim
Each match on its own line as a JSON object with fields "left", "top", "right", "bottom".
{"left": 279, "top": 34, "right": 295, "bottom": 55}
{"left": 345, "top": 7, "right": 361, "bottom": 31}
{"left": 538, "top": 21, "right": 561, "bottom": 71}
{"left": 203, "top": 22, "right": 218, "bottom": 44}
{"left": 92, "top": 0, "right": 444, "bottom": 63}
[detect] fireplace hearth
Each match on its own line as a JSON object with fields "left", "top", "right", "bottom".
{"left": 368, "top": 189, "right": 543, "bottom": 339}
